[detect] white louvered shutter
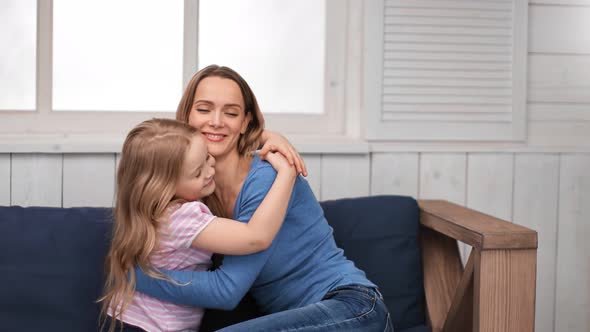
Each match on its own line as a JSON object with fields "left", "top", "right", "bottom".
{"left": 364, "top": 0, "right": 527, "bottom": 141}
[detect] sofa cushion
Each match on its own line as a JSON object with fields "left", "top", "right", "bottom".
{"left": 400, "top": 325, "right": 431, "bottom": 332}
{"left": 0, "top": 206, "right": 113, "bottom": 332}
{"left": 320, "top": 195, "right": 426, "bottom": 331}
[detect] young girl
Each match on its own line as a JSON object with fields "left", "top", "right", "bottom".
{"left": 99, "top": 118, "right": 296, "bottom": 332}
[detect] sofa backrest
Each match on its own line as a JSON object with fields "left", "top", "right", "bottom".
{"left": 0, "top": 206, "right": 112, "bottom": 331}
{"left": 0, "top": 195, "right": 426, "bottom": 332}
{"left": 320, "top": 195, "right": 425, "bottom": 330}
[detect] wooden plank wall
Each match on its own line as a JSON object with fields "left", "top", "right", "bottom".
{"left": 527, "top": 0, "right": 590, "bottom": 147}
{"left": 0, "top": 151, "right": 588, "bottom": 331}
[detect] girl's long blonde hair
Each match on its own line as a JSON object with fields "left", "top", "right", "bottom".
{"left": 99, "top": 118, "right": 198, "bottom": 332}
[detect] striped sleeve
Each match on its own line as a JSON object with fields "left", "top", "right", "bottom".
{"left": 167, "top": 201, "right": 216, "bottom": 249}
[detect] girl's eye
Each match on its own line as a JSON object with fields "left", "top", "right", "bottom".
{"left": 225, "top": 113, "right": 238, "bottom": 117}
{"left": 196, "top": 109, "right": 210, "bottom": 113}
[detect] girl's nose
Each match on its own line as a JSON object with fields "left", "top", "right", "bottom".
{"left": 207, "top": 155, "right": 216, "bottom": 178}
{"left": 206, "top": 163, "right": 215, "bottom": 179}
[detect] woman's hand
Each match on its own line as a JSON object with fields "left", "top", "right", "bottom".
{"left": 262, "top": 151, "right": 297, "bottom": 178}
{"left": 259, "top": 130, "right": 308, "bottom": 177}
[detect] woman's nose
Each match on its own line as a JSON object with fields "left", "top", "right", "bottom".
{"left": 209, "top": 111, "right": 223, "bottom": 127}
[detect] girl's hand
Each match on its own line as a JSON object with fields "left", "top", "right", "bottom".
{"left": 259, "top": 130, "right": 308, "bottom": 177}
{"left": 263, "top": 151, "right": 297, "bottom": 178}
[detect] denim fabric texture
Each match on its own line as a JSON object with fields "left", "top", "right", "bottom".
{"left": 217, "top": 285, "right": 393, "bottom": 332}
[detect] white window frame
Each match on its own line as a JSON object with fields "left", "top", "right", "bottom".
{"left": 0, "top": 0, "right": 348, "bottom": 150}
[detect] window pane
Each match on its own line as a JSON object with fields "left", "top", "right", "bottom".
{"left": 199, "top": 0, "right": 325, "bottom": 114}
{"left": 53, "top": 0, "right": 183, "bottom": 111}
{"left": 0, "top": 0, "right": 36, "bottom": 110}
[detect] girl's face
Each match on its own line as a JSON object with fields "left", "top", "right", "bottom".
{"left": 188, "top": 76, "right": 251, "bottom": 159}
{"left": 175, "top": 135, "right": 216, "bottom": 201}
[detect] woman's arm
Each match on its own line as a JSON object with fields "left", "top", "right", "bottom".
{"left": 191, "top": 152, "right": 296, "bottom": 255}
{"left": 134, "top": 166, "right": 286, "bottom": 309}
{"left": 135, "top": 250, "right": 270, "bottom": 310}
{"left": 259, "top": 130, "right": 307, "bottom": 177}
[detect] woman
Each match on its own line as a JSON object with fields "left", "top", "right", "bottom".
{"left": 134, "top": 65, "right": 393, "bottom": 331}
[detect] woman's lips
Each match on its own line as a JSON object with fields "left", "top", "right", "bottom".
{"left": 203, "top": 133, "right": 225, "bottom": 142}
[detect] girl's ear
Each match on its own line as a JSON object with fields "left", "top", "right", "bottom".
{"left": 241, "top": 112, "right": 252, "bottom": 134}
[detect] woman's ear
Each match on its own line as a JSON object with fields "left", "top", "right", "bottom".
{"left": 241, "top": 112, "right": 252, "bottom": 134}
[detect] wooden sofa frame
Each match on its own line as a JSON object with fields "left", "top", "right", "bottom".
{"left": 418, "top": 200, "right": 537, "bottom": 332}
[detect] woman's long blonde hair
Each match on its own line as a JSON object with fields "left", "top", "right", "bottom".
{"left": 99, "top": 118, "right": 198, "bottom": 332}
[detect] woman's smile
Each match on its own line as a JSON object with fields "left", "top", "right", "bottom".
{"left": 202, "top": 132, "right": 226, "bottom": 143}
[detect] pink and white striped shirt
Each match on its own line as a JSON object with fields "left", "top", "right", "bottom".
{"left": 112, "top": 201, "right": 216, "bottom": 332}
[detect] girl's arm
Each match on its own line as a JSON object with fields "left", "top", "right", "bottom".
{"left": 190, "top": 152, "right": 296, "bottom": 255}
{"left": 134, "top": 165, "right": 285, "bottom": 309}
{"left": 259, "top": 130, "right": 307, "bottom": 177}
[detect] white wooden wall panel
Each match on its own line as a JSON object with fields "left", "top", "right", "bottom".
{"left": 530, "top": 0, "right": 590, "bottom": 5}
{"left": 11, "top": 154, "right": 62, "bottom": 207}
{"left": 528, "top": 120, "right": 590, "bottom": 147}
{"left": 528, "top": 55, "right": 590, "bottom": 104}
{"left": 529, "top": 4, "right": 590, "bottom": 54}
{"left": 370, "top": 153, "right": 419, "bottom": 197}
{"left": 529, "top": 103, "right": 590, "bottom": 122}
{"left": 513, "top": 154, "right": 560, "bottom": 332}
{"left": 419, "top": 153, "right": 466, "bottom": 204}
{"left": 466, "top": 153, "right": 513, "bottom": 221}
{"left": 555, "top": 154, "right": 590, "bottom": 332}
{"left": 527, "top": 3, "right": 590, "bottom": 149}
{"left": 419, "top": 153, "right": 468, "bottom": 263}
{"left": 301, "top": 154, "right": 322, "bottom": 200}
{"left": 465, "top": 153, "right": 514, "bottom": 263}
{"left": 62, "top": 154, "right": 116, "bottom": 207}
{"left": 320, "top": 154, "right": 370, "bottom": 200}
{"left": 0, "top": 154, "right": 10, "bottom": 206}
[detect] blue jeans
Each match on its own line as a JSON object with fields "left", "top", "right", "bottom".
{"left": 217, "top": 285, "right": 393, "bottom": 332}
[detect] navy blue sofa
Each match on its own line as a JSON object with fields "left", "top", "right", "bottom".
{"left": 0, "top": 195, "right": 431, "bottom": 331}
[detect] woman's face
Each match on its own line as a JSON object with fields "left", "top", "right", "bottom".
{"left": 188, "top": 76, "right": 251, "bottom": 159}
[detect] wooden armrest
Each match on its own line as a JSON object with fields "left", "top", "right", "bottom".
{"left": 418, "top": 200, "right": 537, "bottom": 250}
{"left": 418, "top": 200, "right": 537, "bottom": 332}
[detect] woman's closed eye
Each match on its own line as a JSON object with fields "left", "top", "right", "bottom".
{"left": 225, "top": 112, "right": 238, "bottom": 117}
{"left": 196, "top": 108, "right": 210, "bottom": 113}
